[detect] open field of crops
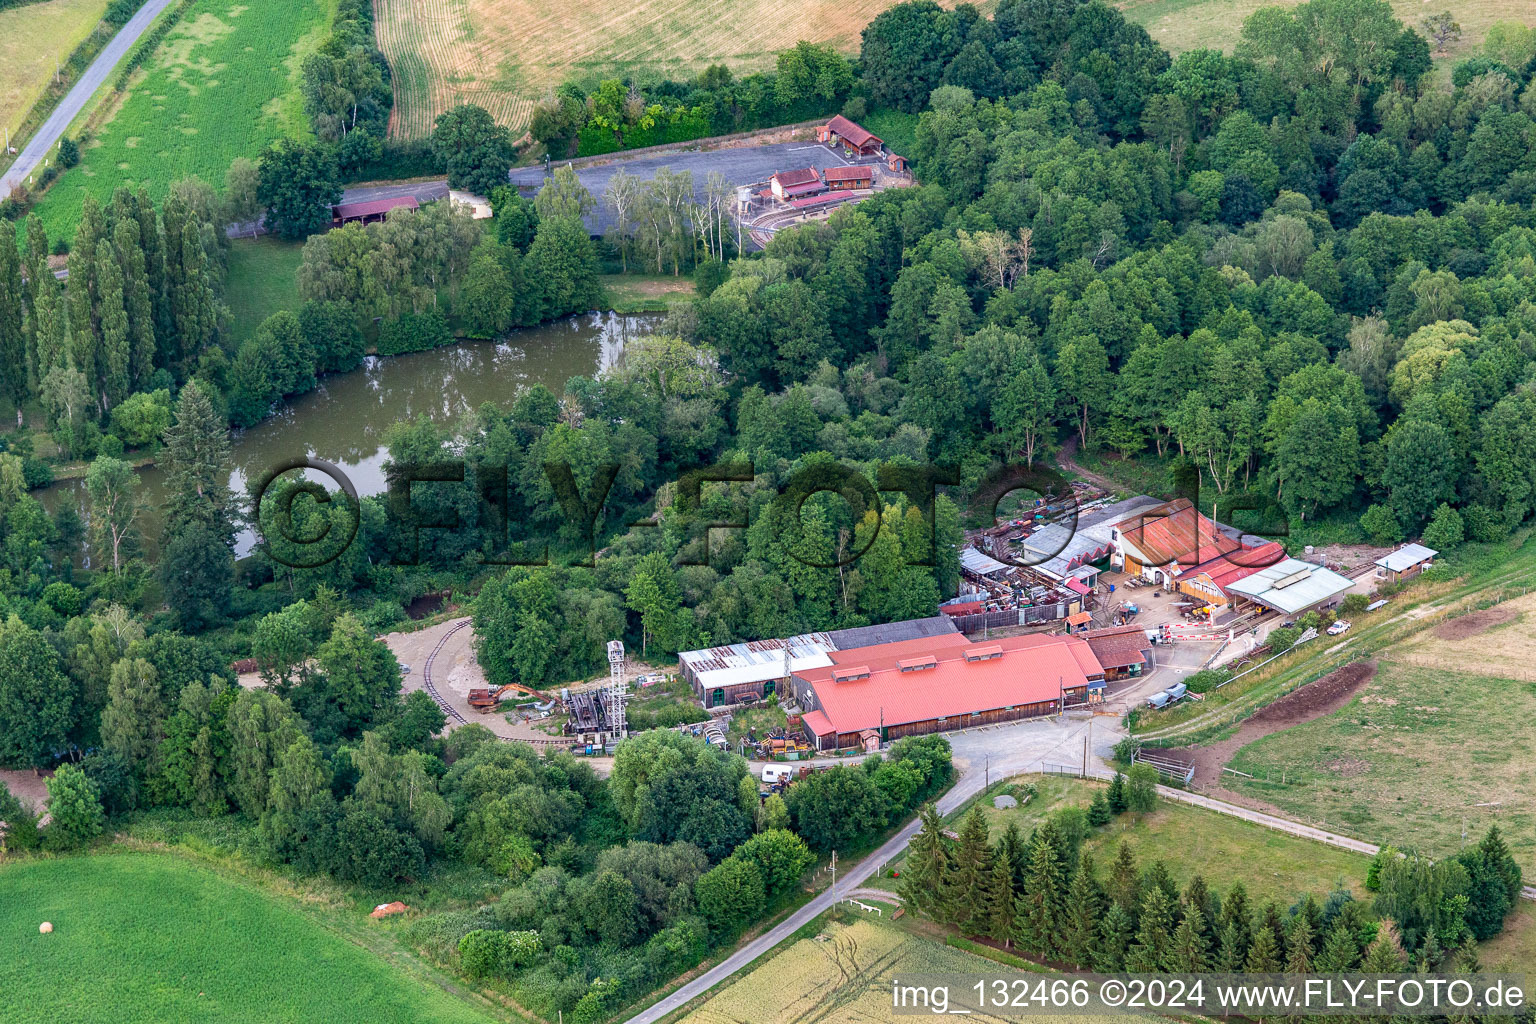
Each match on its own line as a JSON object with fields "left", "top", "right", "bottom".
{"left": 0, "top": 852, "right": 503, "bottom": 1024}
{"left": 0, "top": 0, "right": 109, "bottom": 143}
{"left": 1118, "top": 0, "right": 1534, "bottom": 57}
{"left": 373, "top": 0, "right": 995, "bottom": 139}
{"left": 1226, "top": 657, "right": 1536, "bottom": 873}
{"left": 28, "top": 0, "right": 331, "bottom": 242}
{"left": 680, "top": 916, "right": 1119, "bottom": 1024}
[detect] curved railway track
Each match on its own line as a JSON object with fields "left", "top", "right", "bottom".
{"left": 421, "top": 619, "right": 471, "bottom": 725}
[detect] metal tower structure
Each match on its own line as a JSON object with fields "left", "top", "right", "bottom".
{"left": 606, "top": 640, "right": 628, "bottom": 738}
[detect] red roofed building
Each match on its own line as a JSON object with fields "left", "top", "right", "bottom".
{"left": 1080, "top": 624, "right": 1152, "bottom": 681}
{"left": 1175, "top": 541, "right": 1287, "bottom": 609}
{"left": 331, "top": 195, "right": 418, "bottom": 225}
{"left": 789, "top": 632, "right": 1102, "bottom": 751}
{"left": 770, "top": 167, "right": 825, "bottom": 201}
{"left": 818, "top": 115, "right": 884, "bottom": 156}
{"left": 823, "top": 165, "right": 873, "bottom": 190}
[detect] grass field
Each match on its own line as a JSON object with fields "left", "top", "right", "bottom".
{"left": 0, "top": 0, "right": 109, "bottom": 143}
{"left": 867, "top": 776, "right": 1369, "bottom": 907}
{"left": 225, "top": 236, "right": 305, "bottom": 343}
{"left": 600, "top": 273, "right": 697, "bottom": 313}
{"left": 29, "top": 0, "right": 331, "bottom": 242}
{"left": 679, "top": 916, "right": 1108, "bottom": 1024}
{"left": 0, "top": 852, "right": 502, "bottom": 1024}
{"left": 1224, "top": 654, "right": 1536, "bottom": 872}
{"left": 372, "top": 0, "right": 996, "bottom": 140}
{"left": 1118, "top": 0, "right": 1533, "bottom": 57}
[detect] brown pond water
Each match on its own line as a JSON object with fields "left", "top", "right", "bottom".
{"left": 46, "top": 312, "right": 662, "bottom": 560}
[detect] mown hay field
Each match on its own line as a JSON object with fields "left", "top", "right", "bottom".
{"left": 1226, "top": 657, "right": 1536, "bottom": 873}
{"left": 29, "top": 0, "right": 331, "bottom": 242}
{"left": 0, "top": 0, "right": 109, "bottom": 142}
{"left": 373, "top": 0, "right": 997, "bottom": 140}
{"left": 681, "top": 916, "right": 1127, "bottom": 1024}
{"left": 1118, "top": 0, "right": 1535, "bottom": 57}
{"left": 0, "top": 852, "right": 502, "bottom": 1024}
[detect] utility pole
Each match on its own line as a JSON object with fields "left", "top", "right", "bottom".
{"left": 830, "top": 849, "right": 837, "bottom": 904}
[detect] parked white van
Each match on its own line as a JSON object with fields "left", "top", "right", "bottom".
{"left": 761, "top": 765, "right": 795, "bottom": 785}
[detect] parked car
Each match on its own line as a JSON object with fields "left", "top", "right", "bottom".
{"left": 1327, "top": 619, "right": 1351, "bottom": 635}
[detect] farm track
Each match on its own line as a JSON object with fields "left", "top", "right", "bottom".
{"left": 422, "top": 619, "right": 470, "bottom": 724}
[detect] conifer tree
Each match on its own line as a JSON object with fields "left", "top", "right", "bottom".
{"left": 1219, "top": 881, "right": 1253, "bottom": 960}
{"left": 1087, "top": 789, "right": 1112, "bottom": 825}
{"left": 1061, "top": 851, "right": 1103, "bottom": 966}
{"left": 900, "top": 803, "right": 950, "bottom": 918}
{"left": 1285, "top": 912, "right": 1314, "bottom": 972}
{"left": 1415, "top": 930, "right": 1442, "bottom": 970}
{"left": 1214, "top": 919, "right": 1245, "bottom": 971}
{"left": 1108, "top": 842, "right": 1141, "bottom": 925}
{"left": 1258, "top": 902, "right": 1287, "bottom": 955}
{"left": 1017, "top": 829, "right": 1067, "bottom": 955}
{"left": 1184, "top": 875, "right": 1218, "bottom": 942}
{"left": 66, "top": 238, "right": 100, "bottom": 392}
{"left": 985, "top": 855, "right": 1018, "bottom": 947}
{"left": 1094, "top": 901, "right": 1135, "bottom": 971}
{"left": 1169, "top": 904, "right": 1210, "bottom": 971}
{"left": 1361, "top": 921, "right": 1407, "bottom": 972}
{"left": 1107, "top": 771, "right": 1127, "bottom": 813}
{"left": 133, "top": 186, "right": 170, "bottom": 346}
{"left": 1244, "top": 920, "right": 1282, "bottom": 971}
{"left": 944, "top": 807, "right": 992, "bottom": 932}
{"left": 161, "top": 378, "right": 233, "bottom": 538}
{"left": 1126, "top": 886, "right": 1174, "bottom": 971}
{"left": 1314, "top": 920, "right": 1361, "bottom": 971}
{"left": 1143, "top": 859, "right": 1180, "bottom": 906}
{"left": 997, "top": 819, "right": 1028, "bottom": 892}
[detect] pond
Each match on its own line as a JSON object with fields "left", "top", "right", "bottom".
{"left": 45, "top": 312, "right": 663, "bottom": 560}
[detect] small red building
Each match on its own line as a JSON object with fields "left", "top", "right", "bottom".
{"left": 770, "top": 167, "right": 825, "bottom": 201}
{"left": 818, "top": 115, "right": 883, "bottom": 157}
{"left": 823, "top": 165, "right": 873, "bottom": 190}
{"left": 331, "top": 195, "right": 418, "bottom": 226}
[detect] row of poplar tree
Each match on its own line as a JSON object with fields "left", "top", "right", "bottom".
{"left": 898, "top": 797, "right": 1524, "bottom": 975}
{"left": 0, "top": 190, "right": 223, "bottom": 451}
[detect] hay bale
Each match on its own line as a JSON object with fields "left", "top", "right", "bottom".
{"left": 39, "top": 921, "right": 52, "bottom": 934}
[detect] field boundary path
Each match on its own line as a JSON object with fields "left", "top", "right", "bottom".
{"left": 1, "top": 0, "right": 177, "bottom": 197}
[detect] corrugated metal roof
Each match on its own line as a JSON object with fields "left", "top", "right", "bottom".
{"left": 960, "top": 546, "right": 1012, "bottom": 575}
{"left": 1375, "top": 543, "right": 1437, "bottom": 572}
{"left": 1225, "top": 558, "right": 1354, "bottom": 614}
{"left": 826, "top": 615, "right": 959, "bottom": 649}
{"left": 332, "top": 196, "right": 418, "bottom": 220}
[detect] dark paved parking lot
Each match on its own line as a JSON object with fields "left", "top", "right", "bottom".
{"left": 509, "top": 143, "right": 856, "bottom": 236}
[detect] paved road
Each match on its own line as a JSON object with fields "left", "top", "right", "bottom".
{"left": 622, "top": 712, "right": 1105, "bottom": 1024}
{"left": 1, "top": 0, "right": 177, "bottom": 198}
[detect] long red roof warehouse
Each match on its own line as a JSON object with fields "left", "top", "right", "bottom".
{"left": 1117, "top": 498, "right": 1238, "bottom": 566}
{"left": 794, "top": 632, "right": 1101, "bottom": 738}
{"left": 772, "top": 167, "right": 822, "bottom": 188}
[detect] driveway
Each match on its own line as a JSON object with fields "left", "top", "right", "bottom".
{"left": 511, "top": 142, "right": 853, "bottom": 236}
{"left": 2, "top": 0, "right": 177, "bottom": 197}
{"left": 622, "top": 711, "right": 1107, "bottom": 1024}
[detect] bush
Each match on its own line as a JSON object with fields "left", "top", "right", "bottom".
{"left": 376, "top": 309, "right": 452, "bottom": 356}
{"left": 1359, "top": 503, "right": 1402, "bottom": 544}
{"left": 1111, "top": 736, "right": 1141, "bottom": 765}
{"left": 1125, "top": 763, "right": 1159, "bottom": 812}
{"left": 1183, "top": 668, "right": 1230, "bottom": 694}
{"left": 105, "top": 0, "right": 142, "bottom": 22}
{"left": 842, "top": 95, "right": 868, "bottom": 121}
{"left": 1266, "top": 625, "right": 1302, "bottom": 651}
{"left": 58, "top": 138, "right": 80, "bottom": 169}
{"left": 1421, "top": 503, "right": 1465, "bottom": 552}
{"left": 1340, "top": 593, "right": 1369, "bottom": 615}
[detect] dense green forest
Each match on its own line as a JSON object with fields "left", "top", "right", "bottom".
{"left": 5, "top": 0, "right": 1536, "bottom": 1016}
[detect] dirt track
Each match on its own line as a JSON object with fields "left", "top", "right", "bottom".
{"left": 1167, "top": 661, "right": 1378, "bottom": 808}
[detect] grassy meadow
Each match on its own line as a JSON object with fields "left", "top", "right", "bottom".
{"left": 1118, "top": 0, "right": 1534, "bottom": 56}
{"left": 372, "top": 0, "right": 997, "bottom": 139}
{"left": 225, "top": 236, "right": 305, "bottom": 342}
{"left": 29, "top": 0, "right": 332, "bottom": 242}
{"left": 0, "top": 852, "right": 504, "bottom": 1024}
{"left": 0, "top": 0, "right": 110, "bottom": 143}
{"left": 1225, "top": 655, "right": 1536, "bottom": 872}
